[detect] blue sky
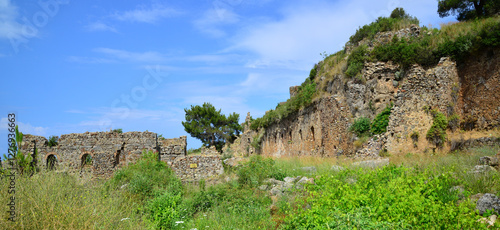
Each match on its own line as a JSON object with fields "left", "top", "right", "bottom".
{"left": 0, "top": 0, "right": 454, "bottom": 152}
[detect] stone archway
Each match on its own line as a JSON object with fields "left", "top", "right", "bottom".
{"left": 46, "top": 154, "right": 57, "bottom": 170}
{"left": 80, "top": 153, "right": 93, "bottom": 168}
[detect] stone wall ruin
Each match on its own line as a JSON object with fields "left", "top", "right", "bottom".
{"left": 17, "top": 131, "right": 223, "bottom": 181}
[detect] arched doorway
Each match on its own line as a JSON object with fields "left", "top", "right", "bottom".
{"left": 46, "top": 154, "right": 57, "bottom": 170}
{"left": 81, "top": 153, "right": 93, "bottom": 167}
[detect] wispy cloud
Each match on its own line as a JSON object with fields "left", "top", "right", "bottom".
{"left": 85, "top": 21, "right": 118, "bottom": 33}
{"left": 111, "top": 4, "right": 182, "bottom": 23}
{"left": 228, "top": 0, "right": 374, "bottom": 70}
{"left": 67, "top": 56, "right": 116, "bottom": 64}
{"left": 93, "top": 47, "right": 165, "bottom": 62}
{"left": 194, "top": 8, "right": 239, "bottom": 37}
{"left": 0, "top": 0, "right": 35, "bottom": 39}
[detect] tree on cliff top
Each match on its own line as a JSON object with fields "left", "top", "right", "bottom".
{"left": 182, "top": 102, "right": 242, "bottom": 152}
{"left": 438, "top": 0, "right": 500, "bottom": 21}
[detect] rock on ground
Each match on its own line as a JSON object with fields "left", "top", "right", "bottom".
{"left": 477, "top": 193, "right": 500, "bottom": 215}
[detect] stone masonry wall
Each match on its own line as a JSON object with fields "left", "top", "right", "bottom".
{"left": 384, "top": 57, "right": 460, "bottom": 154}
{"left": 166, "top": 155, "right": 224, "bottom": 181}
{"left": 18, "top": 131, "right": 213, "bottom": 179}
{"left": 260, "top": 96, "right": 353, "bottom": 157}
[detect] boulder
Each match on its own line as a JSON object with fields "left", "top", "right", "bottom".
{"left": 479, "top": 156, "right": 499, "bottom": 167}
{"left": 470, "top": 165, "right": 497, "bottom": 174}
{"left": 477, "top": 193, "right": 500, "bottom": 215}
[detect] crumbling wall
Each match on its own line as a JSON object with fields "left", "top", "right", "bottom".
{"left": 457, "top": 47, "right": 500, "bottom": 129}
{"left": 383, "top": 57, "right": 460, "bottom": 154}
{"left": 20, "top": 131, "right": 188, "bottom": 178}
{"left": 260, "top": 96, "right": 353, "bottom": 157}
{"left": 167, "top": 155, "right": 224, "bottom": 181}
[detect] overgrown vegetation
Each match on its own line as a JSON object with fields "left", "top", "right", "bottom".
{"left": 47, "top": 135, "right": 58, "bottom": 147}
{"left": 426, "top": 109, "right": 449, "bottom": 149}
{"left": 349, "top": 8, "right": 420, "bottom": 45}
{"left": 371, "top": 103, "right": 393, "bottom": 134}
{"left": 349, "top": 117, "right": 371, "bottom": 137}
{"left": 112, "top": 128, "right": 123, "bottom": 133}
{"left": 251, "top": 79, "right": 317, "bottom": 130}
{"left": 281, "top": 163, "right": 495, "bottom": 229}
{"left": 373, "top": 16, "right": 500, "bottom": 69}
{"left": 345, "top": 45, "right": 371, "bottom": 78}
{"left": 2, "top": 145, "right": 499, "bottom": 229}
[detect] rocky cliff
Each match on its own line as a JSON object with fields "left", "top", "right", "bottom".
{"left": 236, "top": 24, "right": 500, "bottom": 158}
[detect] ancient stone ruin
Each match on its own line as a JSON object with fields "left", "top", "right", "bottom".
{"left": 19, "top": 131, "right": 223, "bottom": 181}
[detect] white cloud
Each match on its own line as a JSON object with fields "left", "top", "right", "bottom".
{"left": 111, "top": 4, "right": 182, "bottom": 23}
{"left": 228, "top": 0, "right": 376, "bottom": 70}
{"left": 0, "top": 118, "right": 48, "bottom": 136}
{"left": 85, "top": 21, "right": 118, "bottom": 33}
{"left": 0, "top": 0, "right": 35, "bottom": 39}
{"left": 93, "top": 48, "right": 165, "bottom": 62}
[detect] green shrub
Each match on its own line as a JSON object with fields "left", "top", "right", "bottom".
{"left": 112, "top": 128, "right": 123, "bottom": 133}
{"left": 281, "top": 165, "right": 481, "bottom": 229}
{"left": 106, "top": 150, "right": 182, "bottom": 200}
{"left": 371, "top": 103, "right": 393, "bottom": 134}
{"left": 145, "top": 190, "right": 183, "bottom": 229}
{"left": 426, "top": 110, "right": 448, "bottom": 148}
{"left": 47, "top": 136, "right": 58, "bottom": 147}
{"left": 237, "top": 156, "right": 286, "bottom": 188}
{"left": 349, "top": 117, "right": 371, "bottom": 137}
{"left": 346, "top": 45, "right": 369, "bottom": 77}
{"left": 349, "top": 14, "right": 419, "bottom": 45}
{"left": 251, "top": 80, "right": 317, "bottom": 130}
{"left": 309, "top": 65, "right": 317, "bottom": 81}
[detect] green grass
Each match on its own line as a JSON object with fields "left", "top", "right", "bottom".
{"left": 1, "top": 146, "right": 499, "bottom": 229}
{"left": 278, "top": 146, "right": 500, "bottom": 229}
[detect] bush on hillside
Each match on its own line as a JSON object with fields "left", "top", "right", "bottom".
{"left": 349, "top": 117, "right": 372, "bottom": 137}
{"left": 371, "top": 103, "right": 393, "bottom": 135}
{"left": 426, "top": 110, "right": 448, "bottom": 149}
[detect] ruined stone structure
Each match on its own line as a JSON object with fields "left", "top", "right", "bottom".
{"left": 19, "top": 131, "right": 224, "bottom": 181}
{"left": 260, "top": 96, "right": 353, "bottom": 157}
{"left": 240, "top": 25, "right": 500, "bottom": 158}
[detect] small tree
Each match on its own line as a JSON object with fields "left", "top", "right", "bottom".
{"left": 390, "top": 7, "right": 409, "bottom": 19}
{"left": 438, "top": 0, "right": 500, "bottom": 21}
{"left": 182, "top": 103, "right": 242, "bottom": 152}
{"left": 48, "top": 135, "right": 58, "bottom": 147}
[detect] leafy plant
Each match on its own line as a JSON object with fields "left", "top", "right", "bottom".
{"left": 426, "top": 110, "right": 448, "bottom": 149}
{"left": 345, "top": 45, "right": 369, "bottom": 77}
{"left": 47, "top": 135, "right": 59, "bottom": 147}
{"left": 371, "top": 103, "right": 393, "bottom": 134}
{"left": 309, "top": 64, "right": 318, "bottom": 81}
{"left": 237, "top": 156, "right": 286, "bottom": 188}
{"left": 145, "top": 190, "right": 183, "bottom": 229}
{"left": 251, "top": 79, "right": 317, "bottom": 130}
{"left": 112, "top": 128, "right": 123, "bottom": 133}
{"left": 349, "top": 117, "right": 372, "bottom": 137}
{"left": 106, "top": 149, "right": 182, "bottom": 200}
